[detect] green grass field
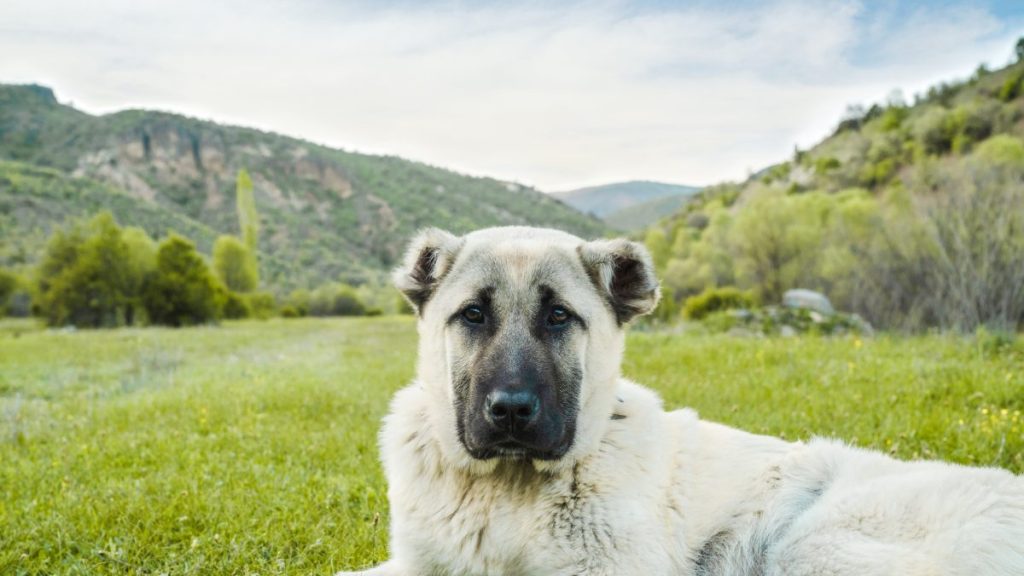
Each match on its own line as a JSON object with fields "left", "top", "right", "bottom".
{"left": 1, "top": 317, "right": 1022, "bottom": 574}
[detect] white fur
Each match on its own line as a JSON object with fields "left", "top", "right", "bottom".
{"left": 340, "top": 228, "right": 1024, "bottom": 576}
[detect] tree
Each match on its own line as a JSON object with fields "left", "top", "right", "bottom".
{"left": 143, "top": 234, "right": 223, "bottom": 327}
{"left": 235, "top": 169, "right": 260, "bottom": 287}
{"left": 213, "top": 235, "right": 258, "bottom": 293}
{"left": 122, "top": 226, "right": 157, "bottom": 325}
{"left": 643, "top": 227, "right": 671, "bottom": 272}
{"left": 34, "top": 213, "right": 140, "bottom": 328}
{"left": 1016, "top": 37, "right": 1024, "bottom": 62}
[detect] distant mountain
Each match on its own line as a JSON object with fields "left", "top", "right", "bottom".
{"left": 604, "top": 193, "right": 693, "bottom": 231}
{"left": 0, "top": 84, "right": 607, "bottom": 291}
{"left": 552, "top": 181, "right": 699, "bottom": 222}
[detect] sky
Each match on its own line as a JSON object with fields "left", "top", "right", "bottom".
{"left": 1, "top": 1, "right": 1023, "bottom": 191}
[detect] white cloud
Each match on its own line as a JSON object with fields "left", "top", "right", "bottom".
{"left": 0, "top": 0, "right": 1020, "bottom": 189}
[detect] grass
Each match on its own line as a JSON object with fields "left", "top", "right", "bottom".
{"left": 1, "top": 317, "right": 1022, "bottom": 574}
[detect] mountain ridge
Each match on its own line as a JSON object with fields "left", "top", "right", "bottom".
{"left": 552, "top": 180, "right": 700, "bottom": 228}
{"left": 0, "top": 83, "right": 607, "bottom": 291}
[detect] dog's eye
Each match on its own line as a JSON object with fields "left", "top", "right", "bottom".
{"left": 462, "top": 306, "right": 485, "bottom": 324}
{"left": 548, "top": 306, "right": 570, "bottom": 327}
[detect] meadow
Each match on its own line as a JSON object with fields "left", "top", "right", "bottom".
{"left": 1, "top": 317, "right": 1022, "bottom": 574}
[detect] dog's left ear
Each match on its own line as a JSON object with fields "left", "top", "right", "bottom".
{"left": 393, "top": 228, "right": 465, "bottom": 315}
{"left": 578, "top": 238, "right": 661, "bottom": 324}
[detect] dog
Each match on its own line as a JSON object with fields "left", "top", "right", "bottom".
{"left": 339, "top": 226, "right": 1024, "bottom": 576}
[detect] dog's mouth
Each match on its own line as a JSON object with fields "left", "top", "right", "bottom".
{"left": 465, "top": 435, "right": 572, "bottom": 461}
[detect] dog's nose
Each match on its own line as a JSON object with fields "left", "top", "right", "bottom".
{"left": 484, "top": 389, "right": 540, "bottom": 430}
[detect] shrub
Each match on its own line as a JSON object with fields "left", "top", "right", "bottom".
{"left": 683, "top": 287, "right": 756, "bottom": 320}
{"left": 245, "top": 292, "right": 277, "bottom": 319}
{"left": 143, "top": 234, "right": 223, "bottom": 327}
{"left": 813, "top": 157, "right": 841, "bottom": 176}
{"left": 222, "top": 290, "right": 252, "bottom": 319}
{"left": 308, "top": 284, "right": 368, "bottom": 317}
{"left": 0, "top": 268, "right": 16, "bottom": 318}
{"left": 285, "top": 289, "right": 311, "bottom": 317}
{"left": 914, "top": 107, "right": 954, "bottom": 155}
{"left": 998, "top": 70, "right": 1023, "bottom": 102}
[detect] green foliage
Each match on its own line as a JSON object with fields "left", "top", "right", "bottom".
{"left": 221, "top": 290, "right": 252, "bottom": 320}
{"left": 285, "top": 289, "right": 312, "bottom": 317}
{"left": 813, "top": 156, "right": 840, "bottom": 176}
{"left": 234, "top": 169, "right": 261, "bottom": 289}
{"left": 212, "top": 235, "right": 258, "bottom": 293}
{"left": 914, "top": 106, "right": 955, "bottom": 154}
{"left": 143, "top": 234, "right": 223, "bottom": 327}
{"left": 643, "top": 227, "right": 671, "bottom": 271}
{"left": 999, "top": 69, "right": 1023, "bottom": 101}
{"left": 0, "top": 268, "right": 16, "bottom": 317}
{"left": 245, "top": 291, "right": 278, "bottom": 319}
{"left": 973, "top": 134, "right": 1024, "bottom": 167}
{"left": 879, "top": 106, "right": 908, "bottom": 131}
{"left": 683, "top": 287, "right": 755, "bottom": 320}
{"left": 34, "top": 212, "right": 151, "bottom": 328}
{"left": 308, "top": 283, "right": 369, "bottom": 317}
{"left": 0, "top": 319, "right": 1022, "bottom": 573}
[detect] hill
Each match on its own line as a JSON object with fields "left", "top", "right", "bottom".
{"left": 0, "top": 84, "right": 606, "bottom": 291}
{"left": 552, "top": 180, "right": 699, "bottom": 221}
{"left": 643, "top": 52, "right": 1024, "bottom": 331}
{"left": 604, "top": 193, "right": 693, "bottom": 231}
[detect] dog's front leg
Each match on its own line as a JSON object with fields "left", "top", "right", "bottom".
{"left": 335, "top": 559, "right": 414, "bottom": 576}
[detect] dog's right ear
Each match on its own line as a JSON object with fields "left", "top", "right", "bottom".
{"left": 393, "top": 228, "right": 464, "bottom": 314}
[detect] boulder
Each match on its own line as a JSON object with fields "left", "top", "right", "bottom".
{"left": 782, "top": 289, "right": 834, "bottom": 316}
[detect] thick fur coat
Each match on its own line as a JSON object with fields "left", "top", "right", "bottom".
{"left": 340, "top": 227, "right": 1024, "bottom": 576}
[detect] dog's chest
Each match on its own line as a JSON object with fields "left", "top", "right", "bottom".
{"left": 397, "top": 463, "right": 630, "bottom": 575}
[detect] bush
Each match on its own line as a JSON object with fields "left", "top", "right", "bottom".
{"left": 914, "top": 107, "right": 954, "bottom": 155}
{"left": 222, "top": 291, "right": 252, "bottom": 319}
{"left": 813, "top": 156, "right": 841, "bottom": 176}
{"left": 245, "top": 292, "right": 277, "bottom": 319}
{"left": 285, "top": 289, "right": 311, "bottom": 317}
{"left": 998, "top": 70, "right": 1023, "bottom": 102}
{"left": 143, "top": 234, "right": 223, "bottom": 327}
{"left": 683, "top": 287, "right": 755, "bottom": 320}
{"left": 308, "top": 283, "right": 368, "bottom": 317}
{"left": 0, "top": 268, "right": 16, "bottom": 318}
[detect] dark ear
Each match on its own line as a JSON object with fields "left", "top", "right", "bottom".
{"left": 393, "top": 228, "right": 464, "bottom": 314}
{"left": 578, "top": 238, "right": 660, "bottom": 324}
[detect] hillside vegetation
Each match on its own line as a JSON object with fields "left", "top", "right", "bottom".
{"left": 646, "top": 48, "right": 1024, "bottom": 332}
{"left": 0, "top": 84, "right": 606, "bottom": 291}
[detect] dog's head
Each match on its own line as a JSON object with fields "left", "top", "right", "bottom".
{"left": 394, "top": 227, "right": 659, "bottom": 469}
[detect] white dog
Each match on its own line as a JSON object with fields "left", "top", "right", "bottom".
{"left": 340, "top": 227, "right": 1024, "bottom": 576}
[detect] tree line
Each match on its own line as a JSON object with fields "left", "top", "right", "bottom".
{"left": 0, "top": 170, "right": 391, "bottom": 327}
